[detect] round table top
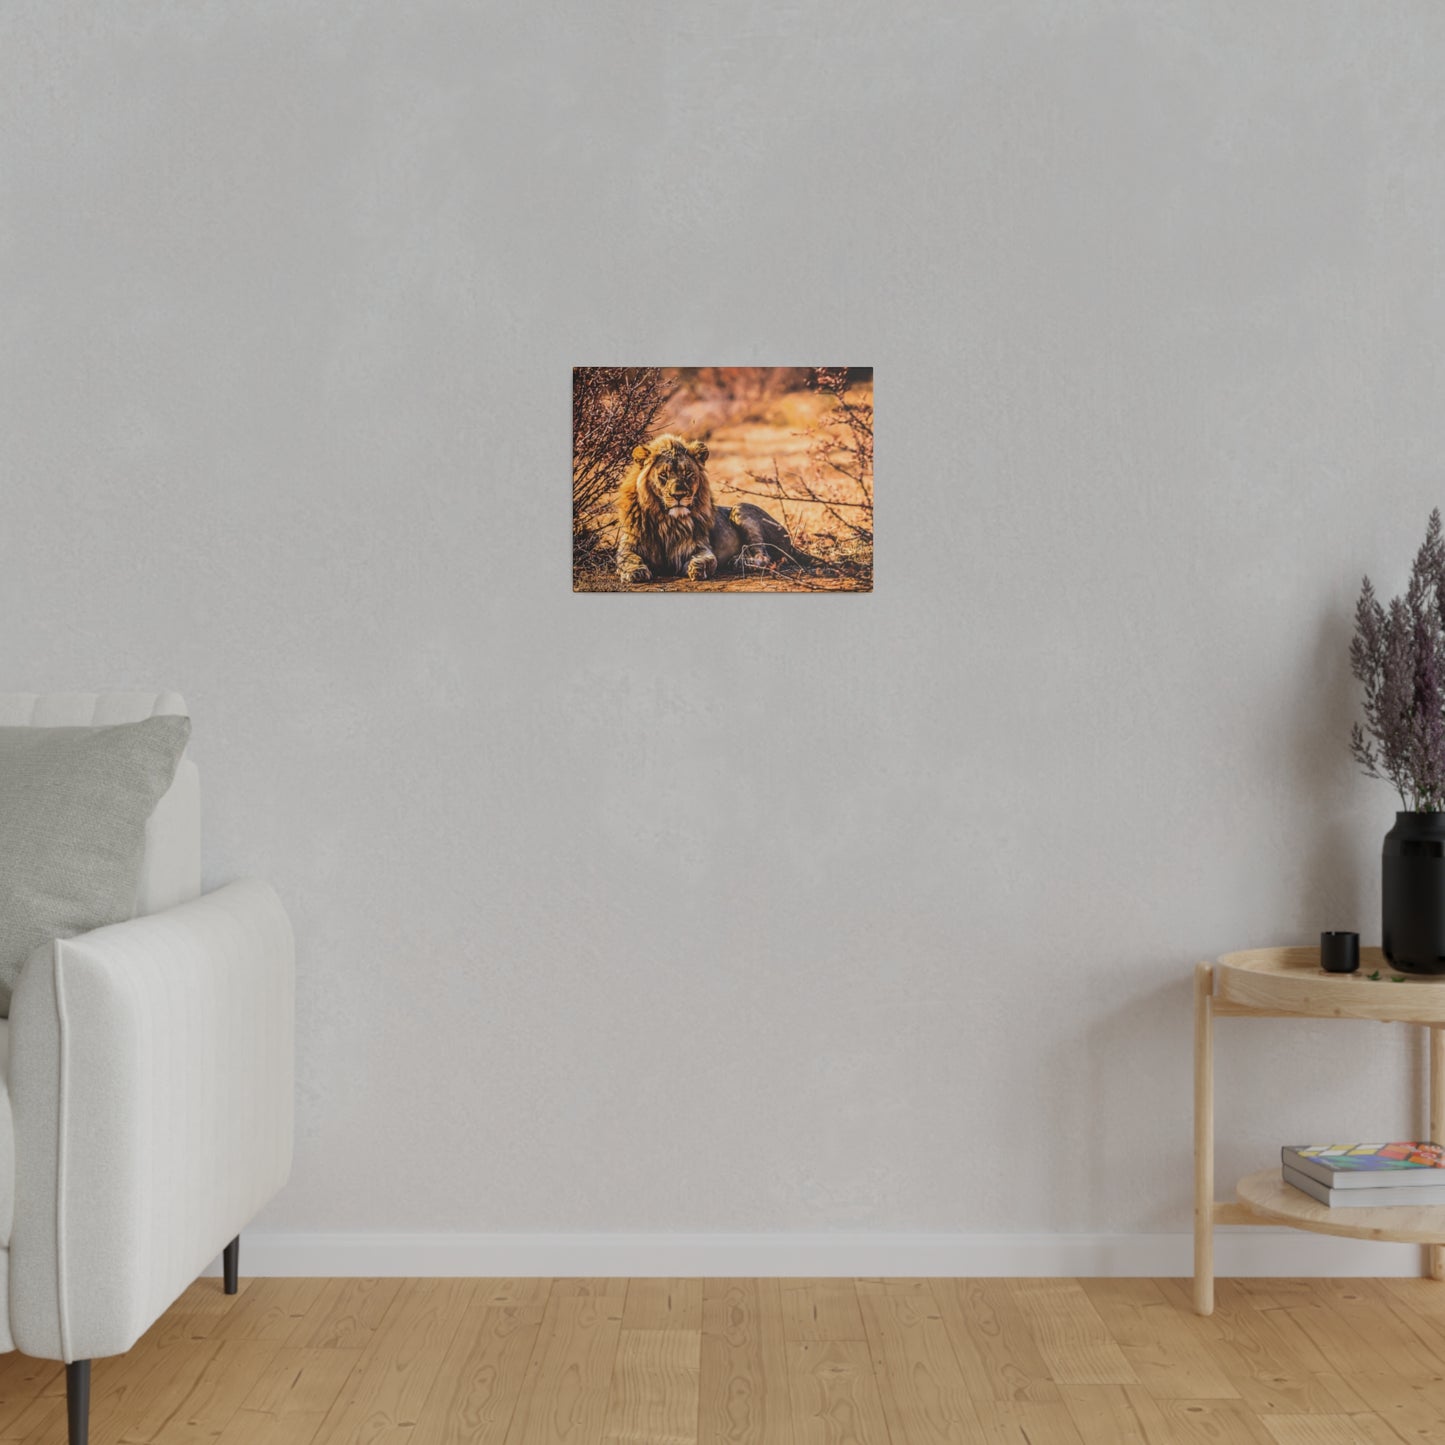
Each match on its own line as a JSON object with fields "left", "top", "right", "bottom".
{"left": 1216, "top": 945, "right": 1445, "bottom": 1023}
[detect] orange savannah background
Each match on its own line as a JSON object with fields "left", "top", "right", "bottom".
{"left": 572, "top": 367, "right": 873, "bottom": 593}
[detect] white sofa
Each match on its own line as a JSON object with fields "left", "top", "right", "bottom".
{"left": 0, "top": 692, "right": 294, "bottom": 1445}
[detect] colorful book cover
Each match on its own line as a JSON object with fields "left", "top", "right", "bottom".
{"left": 1287, "top": 1143, "right": 1445, "bottom": 1172}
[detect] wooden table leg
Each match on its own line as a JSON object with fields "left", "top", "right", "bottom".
{"left": 1194, "top": 962, "right": 1214, "bottom": 1315}
{"left": 1431, "top": 1025, "right": 1445, "bottom": 1282}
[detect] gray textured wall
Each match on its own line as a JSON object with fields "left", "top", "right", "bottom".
{"left": 3, "top": 0, "right": 1444, "bottom": 1236}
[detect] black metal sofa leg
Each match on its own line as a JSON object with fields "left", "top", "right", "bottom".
{"left": 223, "top": 1235, "right": 240, "bottom": 1295}
{"left": 66, "top": 1360, "right": 90, "bottom": 1445}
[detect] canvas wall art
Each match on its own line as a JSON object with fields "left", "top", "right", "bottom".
{"left": 573, "top": 367, "right": 873, "bottom": 592}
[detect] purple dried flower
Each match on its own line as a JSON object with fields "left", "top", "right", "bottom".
{"left": 1352, "top": 510, "right": 1445, "bottom": 810}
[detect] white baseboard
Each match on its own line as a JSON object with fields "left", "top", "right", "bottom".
{"left": 203, "top": 1229, "right": 1429, "bottom": 1278}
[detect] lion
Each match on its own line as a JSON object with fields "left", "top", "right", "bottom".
{"left": 615, "top": 433, "right": 807, "bottom": 584}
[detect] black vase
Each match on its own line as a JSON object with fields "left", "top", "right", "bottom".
{"left": 1383, "top": 812, "right": 1445, "bottom": 974}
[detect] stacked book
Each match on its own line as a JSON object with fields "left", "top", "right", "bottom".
{"left": 1283, "top": 1143, "right": 1445, "bottom": 1207}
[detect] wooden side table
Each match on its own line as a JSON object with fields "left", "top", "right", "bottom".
{"left": 1194, "top": 946, "right": 1445, "bottom": 1315}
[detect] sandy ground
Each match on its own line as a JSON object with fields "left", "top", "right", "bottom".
{"left": 601, "top": 573, "right": 867, "bottom": 594}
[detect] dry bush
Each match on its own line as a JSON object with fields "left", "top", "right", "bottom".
{"left": 732, "top": 366, "right": 873, "bottom": 581}
{"left": 809, "top": 366, "right": 873, "bottom": 545}
{"left": 573, "top": 367, "right": 675, "bottom": 571}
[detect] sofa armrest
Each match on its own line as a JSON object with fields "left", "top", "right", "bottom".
{"left": 7, "top": 879, "right": 294, "bottom": 1361}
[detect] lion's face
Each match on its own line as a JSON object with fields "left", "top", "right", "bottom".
{"left": 634, "top": 437, "right": 710, "bottom": 519}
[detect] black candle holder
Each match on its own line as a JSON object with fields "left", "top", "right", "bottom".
{"left": 1321, "top": 931, "right": 1360, "bottom": 974}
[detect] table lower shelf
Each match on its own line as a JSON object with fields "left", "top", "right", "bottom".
{"left": 1235, "top": 1168, "right": 1445, "bottom": 1244}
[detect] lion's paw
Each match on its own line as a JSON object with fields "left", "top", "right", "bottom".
{"left": 741, "top": 545, "right": 772, "bottom": 570}
{"left": 686, "top": 555, "right": 716, "bottom": 580}
{"left": 620, "top": 564, "right": 652, "bottom": 584}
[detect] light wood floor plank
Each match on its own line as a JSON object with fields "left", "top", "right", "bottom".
{"left": 311, "top": 1277, "right": 474, "bottom": 1443}
{"left": 104, "top": 1335, "right": 222, "bottom": 1445}
{"left": 1080, "top": 1277, "right": 1236, "bottom": 1399}
{"left": 1268, "top": 1297, "right": 1403, "bottom": 1381}
{"left": 477, "top": 1281, "right": 555, "bottom": 1308}
{"left": 286, "top": 1278, "right": 402, "bottom": 1350}
{"left": 1208, "top": 1284, "right": 1365, "bottom": 1400}
{"left": 169, "top": 1280, "right": 246, "bottom": 1319}
{"left": 1309, "top": 1279, "right": 1445, "bottom": 1377}
{"left": 205, "top": 1278, "right": 330, "bottom": 1344}
{"left": 1259, "top": 1414, "right": 1403, "bottom": 1445}
{"left": 602, "top": 1329, "right": 700, "bottom": 1445}
{"left": 10, "top": 1395, "right": 66, "bottom": 1445}
{"left": 212, "top": 1346, "right": 362, "bottom": 1445}
{"left": 0, "top": 1358, "right": 61, "bottom": 1439}
{"left": 410, "top": 1302, "right": 544, "bottom": 1445}
{"left": 1342, "top": 1373, "right": 1445, "bottom": 1444}
{"left": 1006, "top": 1280, "right": 1138, "bottom": 1387}
{"left": 785, "top": 1341, "right": 888, "bottom": 1445}
{"left": 856, "top": 1281, "right": 982, "bottom": 1444}
{"left": 1228, "top": 1281, "right": 1322, "bottom": 1311}
{"left": 930, "top": 1277, "right": 1059, "bottom": 1404}
{"left": 504, "top": 1290, "right": 624, "bottom": 1445}
{"left": 699, "top": 1280, "right": 793, "bottom": 1445}
{"left": 150, "top": 1339, "right": 282, "bottom": 1444}
{"left": 1058, "top": 1383, "right": 1154, "bottom": 1444}
{"left": 623, "top": 1281, "right": 704, "bottom": 1332}
{"left": 1370, "top": 1276, "right": 1445, "bottom": 1360}
{"left": 974, "top": 1399, "right": 1088, "bottom": 1444}
{"left": 853, "top": 1280, "right": 931, "bottom": 1298}
{"left": 4, "top": 1352, "right": 70, "bottom": 1444}
{"left": 779, "top": 1285, "right": 864, "bottom": 1343}
{"left": 1142, "top": 1398, "right": 1277, "bottom": 1445}
{"left": 1175, "top": 1280, "right": 1366, "bottom": 1417}
{"left": 1378, "top": 1275, "right": 1445, "bottom": 1319}
{"left": 553, "top": 1280, "right": 632, "bottom": 1299}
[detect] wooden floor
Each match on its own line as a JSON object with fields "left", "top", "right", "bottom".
{"left": 6, "top": 1277, "right": 1445, "bottom": 1443}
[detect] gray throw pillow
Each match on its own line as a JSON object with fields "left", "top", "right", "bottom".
{"left": 0, "top": 714, "right": 192, "bottom": 1014}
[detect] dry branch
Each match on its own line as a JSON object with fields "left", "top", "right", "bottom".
{"left": 572, "top": 367, "right": 675, "bottom": 564}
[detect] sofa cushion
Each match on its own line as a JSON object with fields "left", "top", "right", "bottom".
{"left": 0, "top": 694, "right": 200, "bottom": 919}
{"left": 0, "top": 716, "right": 191, "bottom": 1015}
